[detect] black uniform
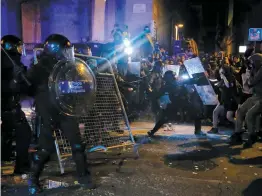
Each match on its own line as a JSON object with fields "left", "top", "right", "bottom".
{"left": 179, "top": 65, "right": 205, "bottom": 134}
{"left": 148, "top": 70, "right": 203, "bottom": 136}
{"left": 23, "top": 34, "right": 95, "bottom": 195}
{"left": 1, "top": 35, "right": 31, "bottom": 174}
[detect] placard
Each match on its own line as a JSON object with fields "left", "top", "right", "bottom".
{"left": 162, "top": 65, "right": 180, "bottom": 77}
{"left": 133, "top": 4, "right": 146, "bottom": 13}
{"left": 183, "top": 57, "right": 218, "bottom": 105}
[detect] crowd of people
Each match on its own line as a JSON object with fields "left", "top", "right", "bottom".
{"left": 1, "top": 29, "right": 261, "bottom": 195}
{"left": 136, "top": 41, "right": 262, "bottom": 149}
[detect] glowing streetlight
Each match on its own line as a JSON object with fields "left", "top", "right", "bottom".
{"left": 175, "top": 24, "right": 184, "bottom": 40}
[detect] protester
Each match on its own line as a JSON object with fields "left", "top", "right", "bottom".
{"left": 208, "top": 65, "right": 238, "bottom": 133}
{"left": 230, "top": 53, "right": 262, "bottom": 146}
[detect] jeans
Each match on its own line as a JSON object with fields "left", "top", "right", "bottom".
{"left": 246, "top": 100, "right": 262, "bottom": 135}
{"left": 235, "top": 96, "right": 262, "bottom": 133}
{"left": 212, "top": 104, "right": 235, "bottom": 128}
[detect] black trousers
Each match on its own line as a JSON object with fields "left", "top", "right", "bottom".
{"left": 31, "top": 101, "right": 87, "bottom": 180}
{"left": 151, "top": 109, "right": 202, "bottom": 135}
{"left": 151, "top": 94, "right": 203, "bottom": 135}
{"left": 1, "top": 106, "right": 31, "bottom": 169}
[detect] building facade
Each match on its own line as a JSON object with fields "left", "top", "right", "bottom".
{"left": 234, "top": 0, "right": 262, "bottom": 52}
{"left": 2, "top": 0, "right": 170, "bottom": 47}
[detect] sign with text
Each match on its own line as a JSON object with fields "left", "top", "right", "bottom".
{"left": 133, "top": 4, "right": 146, "bottom": 13}
{"left": 248, "top": 28, "right": 262, "bottom": 41}
{"left": 162, "top": 65, "right": 180, "bottom": 77}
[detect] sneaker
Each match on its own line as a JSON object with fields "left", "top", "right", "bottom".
{"left": 243, "top": 135, "right": 257, "bottom": 149}
{"left": 229, "top": 132, "right": 243, "bottom": 146}
{"left": 147, "top": 131, "right": 154, "bottom": 137}
{"left": 207, "top": 128, "right": 219, "bottom": 134}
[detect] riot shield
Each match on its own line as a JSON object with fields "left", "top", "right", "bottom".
{"left": 162, "top": 64, "right": 180, "bottom": 77}
{"left": 183, "top": 57, "right": 218, "bottom": 105}
{"left": 48, "top": 57, "right": 97, "bottom": 116}
{"left": 75, "top": 53, "right": 114, "bottom": 74}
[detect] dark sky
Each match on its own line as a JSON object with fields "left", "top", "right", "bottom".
{"left": 165, "top": 0, "right": 261, "bottom": 51}
{"left": 166, "top": 0, "right": 260, "bottom": 32}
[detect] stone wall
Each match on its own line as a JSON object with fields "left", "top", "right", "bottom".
{"left": 20, "top": 0, "right": 92, "bottom": 43}
{"left": 21, "top": 2, "right": 41, "bottom": 43}
{"left": 40, "top": 0, "right": 91, "bottom": 43}
{"left": 105, "top": 0, "right": 116, "bottom": 41}
{"left": 124, "top": 0, "right": 153, "bottom": 39}
{"left": 1, "top": 0, "right": 22, "bottom": 37}
{"left": 153, "top": 0, "right": 171, "bottom": 50}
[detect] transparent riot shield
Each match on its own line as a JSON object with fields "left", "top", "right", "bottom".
{"left": 48, "top": 57, "right": 97, "bottom": 117}
{"left": 53, "top": 55, "right": 135, "bottom": 174}
{"left": 33, "top": 48, "right": 44, "bottom": 65}
{"left": 183, "top": 57, "right": 218, "bottom": 105}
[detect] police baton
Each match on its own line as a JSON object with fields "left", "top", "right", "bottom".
{"left": 1, "top": 46, "right": 31, "bottom": 86}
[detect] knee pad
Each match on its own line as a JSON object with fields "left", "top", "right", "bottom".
{"left": 71, "top": 144, "right": 86, "bottom": 153}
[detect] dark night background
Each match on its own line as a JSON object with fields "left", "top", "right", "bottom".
{"left": 165, "top": 0, "right": 262, "bottom": 52}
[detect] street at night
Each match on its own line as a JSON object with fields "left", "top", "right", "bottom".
{"left": 2, "top": 122, "right": 262, "bottom": 196}
{"left": 1, "top": 0, "right": 262, "bottom": 195}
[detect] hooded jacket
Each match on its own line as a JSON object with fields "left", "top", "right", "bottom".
{"left": 247, "top": 54, "right": 262, "bottom": 97}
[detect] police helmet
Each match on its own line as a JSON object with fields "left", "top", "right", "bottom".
{"left": 1, "top": 35, "right": 26, "bottom": 56}
{"left": 43, "top": 34, "right": 74, "bottom": 60}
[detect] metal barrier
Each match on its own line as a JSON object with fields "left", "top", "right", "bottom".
{"left": 26, "top": 50, "right": 135, "bottom": 174}
{"left": 52, "top": 56, "right": 135, "bottom": 174}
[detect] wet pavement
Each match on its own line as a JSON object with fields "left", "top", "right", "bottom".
{"left": 1, "top": 122, "right": 262, "bottom": 196}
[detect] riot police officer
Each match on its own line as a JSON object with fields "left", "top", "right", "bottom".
{"left": 179, "top": 65, "right": 206, "bottom": 135}
{"left": 20, "top": 34, "right": 95, "bottom": 194}
{"left": 1, "top": 35, "right": 32, "bottom": 174}
{"left": 148, "top": 70, "right": 204, "bottom": 136}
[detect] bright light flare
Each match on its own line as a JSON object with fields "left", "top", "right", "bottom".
{"left": 123, "top": 39, "right": 131, "bottom": 47}
{"left": 181, "top": 74, "right": 189, "bottom": 80}
{"left": 124, "top": 47, "right": 133, "bottom": 55}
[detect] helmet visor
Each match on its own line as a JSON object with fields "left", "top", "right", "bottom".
{"left": 61, "top": 46, "right": 75, "bottom": 61}
{"left": 17, "top": 43, "right": 26, "bottom": 56}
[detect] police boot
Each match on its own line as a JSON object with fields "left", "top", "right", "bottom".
{"left": 194, "top": 119, "right": 206, "bottom": 136}
{"left": 243, "top": 134, "right": 257, "bottom": 149}
{"left": 72, "top": 145, "right": 96, "bottom": 189}
{"left": 207, "top": 127, "right": 219, "bottom": 134}
{"left": 229, "top": 132, "right": 244, "bottom": 146}
{"left": 28, "top": 150, "right": 50, "bottom": 195}
{"left": 147, "top": 130, "right": 155, "bottom": 137}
